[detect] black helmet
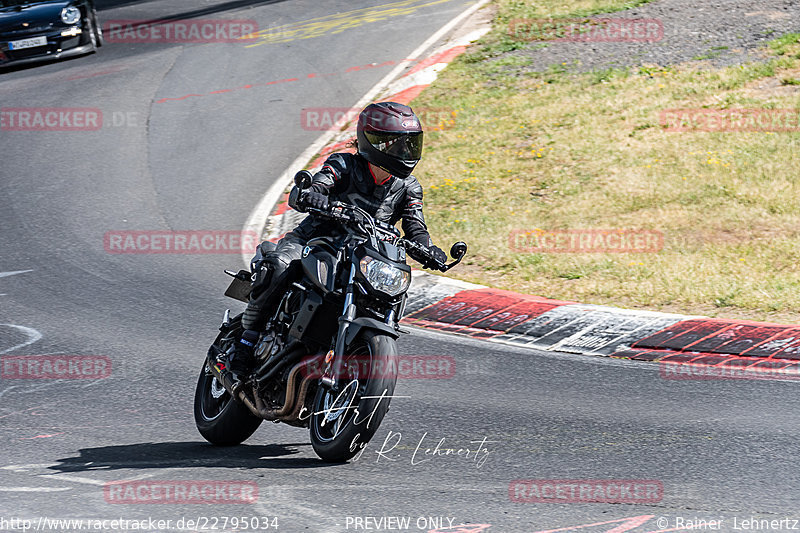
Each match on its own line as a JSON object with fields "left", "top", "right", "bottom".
{"left": 356, "top": 102, "right": 423, "bottom": 179}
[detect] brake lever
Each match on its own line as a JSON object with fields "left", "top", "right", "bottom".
{"left": 438, "top": 257, "right": 462, "bottom": 273}
{"left": 439, "top": 247, "right": 467, "bottom": 272}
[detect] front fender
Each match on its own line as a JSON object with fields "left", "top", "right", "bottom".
{"left": 344, "top": 317, "right": 400, "bottom": 346}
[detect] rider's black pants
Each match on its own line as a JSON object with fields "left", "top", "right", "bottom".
{"left": 241, "top": 227, "right": 309, "bottom": 332}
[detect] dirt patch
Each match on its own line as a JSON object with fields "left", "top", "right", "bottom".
{"left": 505, "top": 0, "right": 800, "bottom": 72}
{"left": 743, "top": 66, "right": 800, "bottom": 98}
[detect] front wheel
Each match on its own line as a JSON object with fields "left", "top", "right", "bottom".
{"left": 309, "top": 330, "right": 398, "bottom": 462}
{"left": 194, "top": 352, "right": 262, "bottom": 446}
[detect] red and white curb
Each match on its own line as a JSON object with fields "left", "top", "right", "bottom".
{"left": 405, "top": 272, "right": 800, "bottom": 377}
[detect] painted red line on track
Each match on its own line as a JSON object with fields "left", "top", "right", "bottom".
{"left": 20, "top": 433, "right": 65, "bottom": 440}
{"left": 155, "top": 94, "right": 205, "bottom": 103}
{"left": 154, "top": 56, "right": 403, "bottom": 104}
{"left": 264, "top": 77, "right": 299, "bottom": 85}
{"left": 345, "top": 60, "right": 397, "bottom": 73}
{"left": 530, "top": 514, "right": 655, "bottom": 533}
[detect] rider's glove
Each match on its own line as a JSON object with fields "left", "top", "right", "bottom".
{"left": 428, "top": 245, "right": 447, "bottom": 267}
{"left": 303, "top": 191, "right": 329, "bottom": 211}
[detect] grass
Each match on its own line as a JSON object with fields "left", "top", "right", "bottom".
{"left": 693, "top": 46, "right": 729, "bottom": 61}
{"left": 410, "top": 3, "right": 800, "bottom": 322}
{"left": 464, "top": 0, "right": 658, "bottom": 60}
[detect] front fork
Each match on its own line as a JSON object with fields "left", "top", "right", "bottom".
{"left": 320, "top": 263, "right": 357, "bottom": 392}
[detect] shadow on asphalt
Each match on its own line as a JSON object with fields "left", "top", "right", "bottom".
{"left": 48, "top": 441, "right": 340, "bottom": 472}
{"left": 0, "top": 50, "right": 97, "bottom": 75}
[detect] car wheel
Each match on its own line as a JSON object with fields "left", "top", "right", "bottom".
{"left": 91, "top": 14, "right": 103, "bottom": 48}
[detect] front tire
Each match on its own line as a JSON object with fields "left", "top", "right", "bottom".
{"left": 309, "top": 330, "right": 398, "bottom": 462}
{"left": 91, "top": 12, "right": 103, "bottom": 47}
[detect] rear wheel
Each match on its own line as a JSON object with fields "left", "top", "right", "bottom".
{"left": 309, "top": 330, "right": 398, "bottom": 462}
{"left": 194, "top": 323, "right": 262, "bottom": 445}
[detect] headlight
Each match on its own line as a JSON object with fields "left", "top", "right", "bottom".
{"left": 61, "top": 6, "right": 81, "bottom": 25}
{"left": 360, "top": 256, "right": 410, "bottom": 297}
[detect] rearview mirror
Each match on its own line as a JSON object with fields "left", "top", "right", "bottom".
{"left": 294, "top": 170, "right": 313, "bottom": 190}
{"left": 450, "top": 242, "right": 467, "bottom": 260}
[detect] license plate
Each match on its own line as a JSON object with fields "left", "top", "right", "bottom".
{"left": 224, "top": 271, "right": 252, "bottom": 303}
{"left": 9, "top": 36, "right": 47, "bottom": 50}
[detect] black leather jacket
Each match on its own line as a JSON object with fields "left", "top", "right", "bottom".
{"left": 299, "top": 152, "right": 435, "bottom": 252}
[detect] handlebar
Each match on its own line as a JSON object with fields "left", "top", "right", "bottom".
{"left": 292, "top": 187, "right": 466, "bottom": 273}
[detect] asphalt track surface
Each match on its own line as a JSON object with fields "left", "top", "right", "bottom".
{"left": 1, "top": 1, "right": 799, "bottom": 532}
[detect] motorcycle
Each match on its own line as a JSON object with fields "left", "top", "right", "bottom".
{"left": 194, "top": 170, "right": 467, "bottom": 462}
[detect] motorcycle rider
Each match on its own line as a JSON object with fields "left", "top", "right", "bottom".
{"left": 227, "top": 101, "right": 448, "bottom": 386}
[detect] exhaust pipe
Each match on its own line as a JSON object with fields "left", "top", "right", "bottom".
{"left": 254, "top": 353, "right": 324, "bottom": 419}
{"left": 207, "top": 347, "right": 324, "bottom": 422}
{"left": 206, "top": 347, "right": 276, "bottom": 420}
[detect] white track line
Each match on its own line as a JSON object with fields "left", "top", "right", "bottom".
{"left": 38, "top": 472, "right": 155, "bottom": 486}
{"left": 241, "top": 0, "right": 492, "bottom": 267}
{"left": 0, "top": 270, "right": 33, "bottom": 279}
{"left": 0, "top": 487, "right": 71, "bottom": 492}
{"left": 0, "top": 324, "right": 43, "bottom": 355}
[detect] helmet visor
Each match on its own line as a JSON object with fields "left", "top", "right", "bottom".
{"left": 363, "top": 131, "right": 423, "bottom": 161}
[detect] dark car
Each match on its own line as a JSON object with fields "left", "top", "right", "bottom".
{"left": 0, "top": 0, "right": 102, "bottom": 68}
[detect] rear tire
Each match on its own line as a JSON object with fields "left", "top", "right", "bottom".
{"left": 309, "top": 330, "right": 398, "bottom": 462}
{"left": 194, "top": 323, "right": 262, "bottom": 446}
{"left": 194, "top": 363, "right": 262, "bottom": 445}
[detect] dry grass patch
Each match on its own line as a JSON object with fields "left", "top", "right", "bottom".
{"left": 412, "top": 20, "right": 800, "bottom": 321}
